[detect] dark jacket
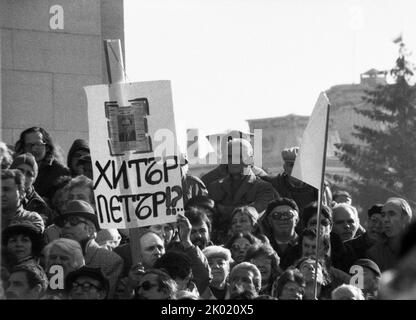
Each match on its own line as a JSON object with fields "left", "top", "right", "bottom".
{"left": 201, "top": 164, "right": 268, "bottom": 188}
{"left": 366, "top": 239, "right": 398, "bottom": 272}
{"left": 23, "top": 188, "right": 53, "bottom": 226}
{"left": 1, "top": 205, "right": 45, "bottom": 232}
{"left": 344, "top": 232, "right": 375, "bottom": 268}
{"left": 34, "top": 158, "right": 70, "bottom": 201}
{"left": 84, "top": 239, "right": 124, "bottom": 299}
{"left": 167, "top": 242, "right": 212, "bottom": 296}
{"left": 262, "top": 173, "right": 331, "bottom": 217}
{"left": 208, "top": 169, "right": 277, "bottom": 243}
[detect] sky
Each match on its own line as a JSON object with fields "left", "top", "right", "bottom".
{"left": 124, "top": 0, "right": 416, "bottom": 150}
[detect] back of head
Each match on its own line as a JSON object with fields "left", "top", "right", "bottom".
{"left": 220, "top": 130, "right": 254, "bottom": 164}
{"left": 154, "top": 251, "right": 192, "bottom": 280}
{"left": 331, "top": 284, "right": 365, "bottom": 300}
{"left": 226, "top": 138, "right": 254, "bottom": 166}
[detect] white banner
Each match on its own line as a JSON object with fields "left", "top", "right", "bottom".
{"left": 84, "top": 81, "right": 184, "bottom": 229}
{"left": 291, "top": 92, "right": 330, "bottom": 190}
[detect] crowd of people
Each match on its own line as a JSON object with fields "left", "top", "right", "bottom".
{"left": 0, "top": 126, "right": 415, "bottom": 300}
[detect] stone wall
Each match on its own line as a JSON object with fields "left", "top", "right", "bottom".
{"left": 1, "top": 0, "right": 124, "bottom": 160}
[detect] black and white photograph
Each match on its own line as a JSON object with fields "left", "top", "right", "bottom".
{"left": 1, "top": 0, "right": 416, "bottom": 306}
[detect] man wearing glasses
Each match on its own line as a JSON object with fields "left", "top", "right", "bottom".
{"left": 10, "top": 153, "right": 52, "bottom": 226}
{"left": 258, "top": 198, "right": 300, "bottom": 264}
{"left": 65, "top": 266, "right": 109, "bottom": 299}
{"left": 54, "top": 200, "right": 123, "bottom": 298}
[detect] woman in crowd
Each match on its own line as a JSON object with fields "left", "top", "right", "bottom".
{"left": 229, "top": 206, "right": 267, "bottom": 242}
{"left": 2, "top": 221, "right": 45, "bottom": 271}
{"left": 225, "top": 232, "right": 261, "bottom": 265}
{"left": 203, "top": 245, "right": 234, "bottom": 299}
{"left": 42, "top": 238, "right": 85, "bottom": 299}
{"left": 43, "top": 238, "right": 85, "bottom": 278}
{"left": 272, "top": 268, "right": 305, "bottom": 300}
{"left": 246, "top": 243, "right": 282, "bottom": 296}
{"left": 14, "top": 127, "right": 70, "bottom": 202}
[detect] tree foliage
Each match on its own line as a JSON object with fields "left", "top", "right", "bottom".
{"left": 335, "top": 42, "right": 416, "bottom": 212}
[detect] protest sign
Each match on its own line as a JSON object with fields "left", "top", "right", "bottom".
{"left": 84, "top": 81, "right": 184, "bottom": 229}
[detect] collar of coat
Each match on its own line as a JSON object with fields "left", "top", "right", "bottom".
{"left": 219, "top": 168, "right": 256, "bottom": 186}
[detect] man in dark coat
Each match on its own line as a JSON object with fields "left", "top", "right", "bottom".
{"left": 208, "top": 139, "right": 277, "bottom": 243}
{"left": 262, "top": 147, "right": 332, "bottom": 218}
{"left": 201, "top": 130, "right": 268, "bottom": 187}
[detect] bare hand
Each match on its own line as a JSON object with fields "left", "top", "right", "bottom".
{"left": 127, "top": 262, "right": 145, "bottom": 288}
{"left": 177, "top": 213, "right": 192, "bottom": 246}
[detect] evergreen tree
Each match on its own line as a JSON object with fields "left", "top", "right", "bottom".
{"left": 335, "top": 41, "right": 416, "bottom": 213}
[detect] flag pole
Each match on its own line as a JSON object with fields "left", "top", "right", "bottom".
{"left": 313, "top": 101, "right": 331, "bottom": 300}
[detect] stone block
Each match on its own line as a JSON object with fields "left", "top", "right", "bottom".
{"left": 2, "top": 70, "right": 54, "bottom": 129}
{"left": 13, "top": 30, "right": 102, "bottom": 75}
{"left": 1, "top": 29, "right": 13, "bottom": 69}
{"left": 0, "top": 1, "right": 13, "bottom": 28}
{"left": 53, "top": 73, "right": 101, "bottom": 132}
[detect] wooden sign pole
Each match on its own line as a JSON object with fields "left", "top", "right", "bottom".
{"left": 103, "top": 39, "right": 141, "bottom": 266}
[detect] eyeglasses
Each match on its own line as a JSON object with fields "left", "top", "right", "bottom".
{"left": 137, "top": 281, "right": 158, "bottom": 291}
{"left": 270, "top": 211, "right": 296, "bottom": 220}
{"left": 56, "top": 216, "right": 88, "bottom": 228}
{"left": 309, "top": 219, "right": 330, "bottom": 227}
{"left": 71, "top": 281, "right": 102, "bottom": 292}
{"left": 24, "top": 142, "right": 46, "bottom": 149}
